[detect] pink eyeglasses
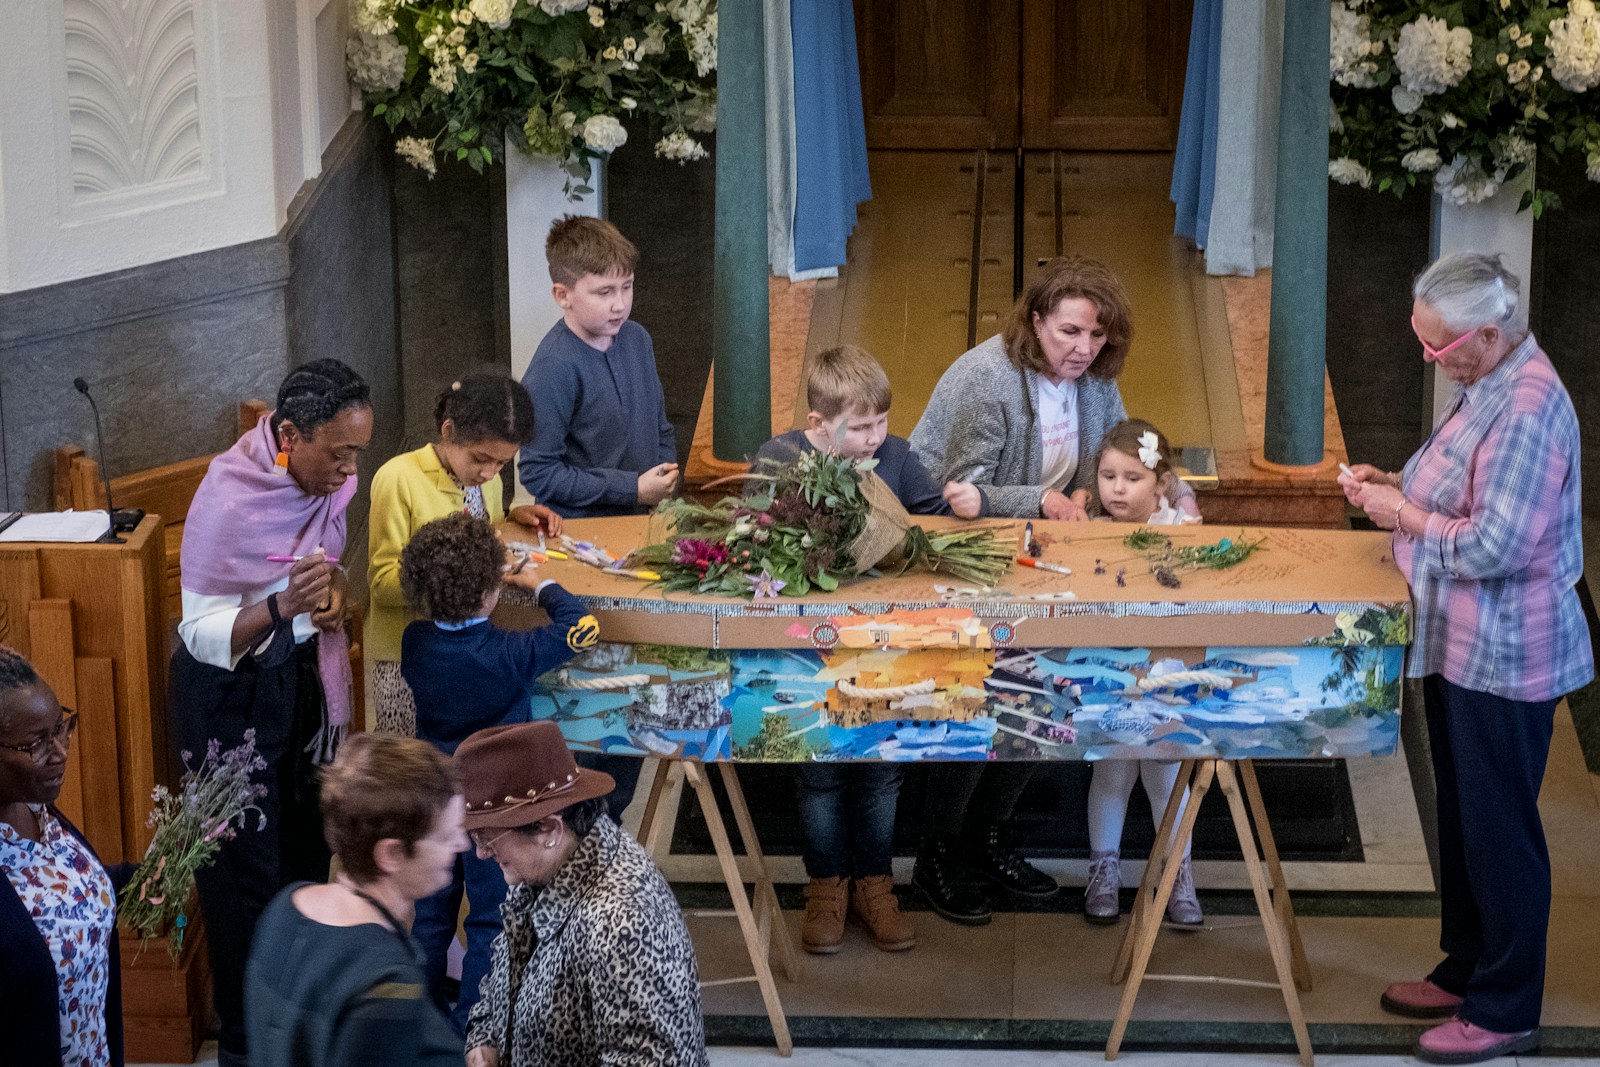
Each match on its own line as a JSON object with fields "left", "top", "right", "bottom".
{"left": 1411, "top": 315, "right": 1480, "bottom": 361}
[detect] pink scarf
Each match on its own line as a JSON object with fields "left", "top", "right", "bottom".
{"left": 182, "top": 413, "right": 356, "bottom": 736}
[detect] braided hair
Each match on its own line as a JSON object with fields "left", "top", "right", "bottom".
{"left": 273, "top": 359, "right": 371, "bottom": 439}
{"left": 434, "top": 372, "right": 535, "bottom": 447}
{"left": 0, "top": 645, "right": 42, "bottom": 735}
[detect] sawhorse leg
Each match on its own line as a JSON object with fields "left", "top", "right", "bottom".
{"left": 681, "top": 761, "right": 794, "bottom": 1056}
{"left": 1105, "top": 759, "right": 1314, "bottom": 1067}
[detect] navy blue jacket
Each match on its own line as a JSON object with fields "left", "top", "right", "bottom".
{"left": 401, "top": 583, "right": 595, "bottom": 752}
{"left": 752, "top": 430, "right": 988, "bottom": 517}
{"left": 517, "top": 320, "right": 677, "bottom": 518}
{"left": 1, "top": 808, "right": 127, "bottom": 1067}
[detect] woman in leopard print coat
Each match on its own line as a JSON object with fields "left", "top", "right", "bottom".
{"left": 456, "top": 722, "right": 706, "bottom": 1067}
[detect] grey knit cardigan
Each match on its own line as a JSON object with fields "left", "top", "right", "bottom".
{"left": 907, "top": 334, "right": 1128, "bottom": 519}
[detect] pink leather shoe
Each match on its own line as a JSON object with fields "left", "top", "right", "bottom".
{"left": 1380, "top": 978, "right": 1464, "bottom": 1019}
{"left": 1415, "top": 1018, "right": 1539, "bottom": 1064}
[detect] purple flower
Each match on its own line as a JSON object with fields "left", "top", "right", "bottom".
{"left": 744, "top": 569, "right": 786, "bottom": 599}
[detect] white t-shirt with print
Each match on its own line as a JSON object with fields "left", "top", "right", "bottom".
{"left": 1037, "top": 377, "right": 1080, "bottom": 491}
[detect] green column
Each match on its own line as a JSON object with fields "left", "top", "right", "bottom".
{"left": 1264, "top": 0, "right": 1331, "bottom": 466}
{"left": 712, "top": 0, "right": 771, "bottom": 462}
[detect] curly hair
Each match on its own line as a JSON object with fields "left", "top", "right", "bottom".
{"left": 1002, "top": 255, "right": 1133, "bottom": 381}
{"left": 434, "top": 372, "right": 535, "bottom": 447}
{"left": 320, "top": 733, "right": 459, "bottom": 884}
{"left": 400, "top": 512, "right": 504, "bottom": 623}
{"left": 273, "top": 358, "right": 371, "bottom": 439}
{"left": 0, "top": 645, "right": 42, "bottom": 735}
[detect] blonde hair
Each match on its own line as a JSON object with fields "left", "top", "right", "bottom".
{"left": 805, "top": 345, "right": 892, "bottom": 419}
{"left": 1090, "top": 418, "right": 1177, "bottom": 517}
{"left": 1002, "top": 255, "right": 1133, "bottom": 380}
{"left": 546, "top": 215, "right": 638, "bottom": 286}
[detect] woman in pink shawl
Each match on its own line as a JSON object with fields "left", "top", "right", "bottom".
{"left": 171, "top": 358, "right": 372, "bottom": 1067}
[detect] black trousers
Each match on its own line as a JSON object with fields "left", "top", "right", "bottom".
{"left": 1423, "top": 674, "right": 1557, "bottom": 1033}
{"left": 920, "top": 761, "right": 1038, "bottom": 847}
{"left": 171, "top": 639, "right": 331, "bottom": 1062}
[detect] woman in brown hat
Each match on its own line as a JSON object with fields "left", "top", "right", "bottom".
{"left": 458, "top": 721, "right": 707, "bottom": 1067}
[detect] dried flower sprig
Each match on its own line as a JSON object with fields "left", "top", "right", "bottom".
{"left": 120, "top": 731, "right": 268, "bottom": 959}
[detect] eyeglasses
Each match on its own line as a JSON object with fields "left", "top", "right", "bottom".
{"left": 469, "top": 826, "right": 518, "bottom": 854}
{"left": 1411, "top": 315, "right": 1482, "bottom": 361}
{"left": 0, "top": 710, "right": 78, "bottom": 764}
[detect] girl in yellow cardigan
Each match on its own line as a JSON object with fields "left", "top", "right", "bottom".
{"left": 366, "top": 373, "right": 561, "bottom": 734}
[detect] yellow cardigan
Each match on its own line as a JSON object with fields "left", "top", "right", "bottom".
{"left": 365, "top": 444, "right": 506, "bottom": 663}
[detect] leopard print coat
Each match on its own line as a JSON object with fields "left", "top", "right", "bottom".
{"left": 465, "top": 816, "right": 708, "bottom": 1066}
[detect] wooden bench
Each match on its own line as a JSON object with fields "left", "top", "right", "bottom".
{"left": 53, "top": 399, "right": 365, "bottom": 729}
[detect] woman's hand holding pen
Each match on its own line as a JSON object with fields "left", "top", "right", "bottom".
{"left": 279, "top": 552, "right": 335, "bottom": 620}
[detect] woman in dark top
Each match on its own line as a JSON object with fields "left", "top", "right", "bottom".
{"left": 245, "top": 733, "right": 466, "bottom": 1067}
{"left": 0, "top": 646, "right": 127, "bottom": 1067}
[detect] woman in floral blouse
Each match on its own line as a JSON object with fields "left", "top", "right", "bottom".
{"left": 0, "top": 645, "right": 126, "bottom": 1067}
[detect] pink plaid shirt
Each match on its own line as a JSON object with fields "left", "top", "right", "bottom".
{"left": 1395, "top": 335, "right": 1593, "bottom": 701}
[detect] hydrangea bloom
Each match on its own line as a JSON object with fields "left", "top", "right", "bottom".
{"left": 346, "top": 31, "right": 406, "bottom": 92}
{"left": 1548, "top": 0, "right": 1600, "bottom": 92}
{"left": 1395, "top": 16, "right": 1473, "bottom": 95}
{"left": 1331, "top": 2, "right": 1379, "bottom": 87}
{"left": 1496, "top": 133, "right": 1536, "bottom": 168}
{"left": 1329, "top": 157, "right": 1373, "bottom": 187}
{"left": 580, "top": 114, "right": 628, "bottom": 154}
{"left": 352, "top": 0, "right": 397, "bottom": 34}
{"left": 1433, "top": 155, "right": 1504, "bottom": 205}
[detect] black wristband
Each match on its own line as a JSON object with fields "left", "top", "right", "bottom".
{"left": 266, "top": 592, "right": 283, "bottom": 627}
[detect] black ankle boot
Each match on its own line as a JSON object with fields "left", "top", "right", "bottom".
{"left": 965, "top": 824, "right": 1058, "bottom": 899}
{"left": 913, "top": 837, "right": 992, "bottom": 926}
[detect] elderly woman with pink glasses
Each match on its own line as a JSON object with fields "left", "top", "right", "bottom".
{"left": 1340, "top": 252, "right": 1591, "bottom": 1066}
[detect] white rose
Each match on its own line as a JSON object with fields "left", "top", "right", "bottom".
{"left": 467, "top": 0, "right": 512, "bottom": 27}
{"left": 1507, "top": 58, "right": 1532, "bottom": 84}
{"left": 579, "top": 114, "right": 628, "bottom": 154}
{"left": 620, "top": 96, "right": 638, "bottom": 110}
{"left": 1328, "top": 157, "right": 1372, "bottom": 188}
{"left": 1402, "top": 147, "right": 1441, "bottom": 172}
{"left": 1440, "top": 111, "right": 1462, "bottom": 128}
{"left": 1395, "top": 15, "right": 1473, "bottom": 95}
{"left": 1391, "top": 86, "right": 1423, "bottom": 115}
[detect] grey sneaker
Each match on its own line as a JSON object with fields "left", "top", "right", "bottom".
{"left": 1165, "top": 856, "right": 1204, "bottom": 926}
{"left": 1083, "top": 849, "right": 1122, "bottom": 924}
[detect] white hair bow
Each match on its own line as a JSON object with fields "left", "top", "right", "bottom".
{"left": 1137, "top": 431, "right": 1162, "bottom": 470}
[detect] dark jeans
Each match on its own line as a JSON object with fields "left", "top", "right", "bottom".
{"left": 171, "top": 639, "right": 331, "bottom": 1064}
{"left": 797, "top": 762, "right": 905, "bottom": 879}
{"left": 412, "top": 846, "right": 509, "bottom": 1035}
{"left": 920, "top": 761, "right": 1039, "bottom": 847}
{"left": 1423, "top": 674, "right": 1557, "bottom": 1033}
{"left": 576, "top": 750, "right": 643, "bottom": 822}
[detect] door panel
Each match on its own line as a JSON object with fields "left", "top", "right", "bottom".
{"left": 854, "top": 0, "right": 1019, "bottom": 149}
{"left": 1021, "top": 0, "right": 1193, "bottom": 150}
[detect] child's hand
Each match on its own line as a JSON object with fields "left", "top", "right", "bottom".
{"left": 942, "top": 480, "right": 982, "bottom": 519}
{"left": 502, "top": 563, "right": 543, "bottom": 591}
{"left": 509, "top": 503, "right": 564, "bottom": 536}
{"left": 637, "top": 462, "right": 680, "bottom": 506}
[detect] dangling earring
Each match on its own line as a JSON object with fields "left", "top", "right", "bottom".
{"left": 275, "top": 448, "right": 290, "bottom": 472}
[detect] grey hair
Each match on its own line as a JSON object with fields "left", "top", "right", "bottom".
{"left": 1413, "top": 252, "right": 1528, "bottom": 341}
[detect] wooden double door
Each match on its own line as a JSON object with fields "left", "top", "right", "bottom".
{"left": 855, "top": 0, "right": 1194, "bottom": 151}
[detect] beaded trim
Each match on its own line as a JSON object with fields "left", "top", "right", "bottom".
{"left": 466, "top": 770, "right": 578, "bottom": 812}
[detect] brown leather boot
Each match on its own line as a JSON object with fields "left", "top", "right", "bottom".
{"left": 801, "top": 876, "right": 848, "bottom": 954}
{"left": 850, "top": 874, "right": 917, "bottom": 952}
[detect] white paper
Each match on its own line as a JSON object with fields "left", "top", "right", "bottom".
{"left": 0, "top": 511, "right": 112, "bottom": 543}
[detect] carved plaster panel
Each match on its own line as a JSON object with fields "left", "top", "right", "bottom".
{"left": 64, "top": 0, "right": 206, "bottom": 203}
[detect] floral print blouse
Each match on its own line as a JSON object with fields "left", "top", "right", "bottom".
{"left": 1, "top": 804, "right": 115, "bottom": 1066}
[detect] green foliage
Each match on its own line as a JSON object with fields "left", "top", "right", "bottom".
{"left": 733, "top": 714, "right": 815, "bottom": 761}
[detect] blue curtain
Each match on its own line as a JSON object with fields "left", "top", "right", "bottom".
{"left": 788, "top": 0, "right": 871, "bottom": 274}
{"left": 1171, "top": 0, "right": 1224, "bottom": 250}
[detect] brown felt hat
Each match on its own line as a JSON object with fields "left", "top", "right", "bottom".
{"left": 453, "top": 721, "right": 614, "bottom": 832}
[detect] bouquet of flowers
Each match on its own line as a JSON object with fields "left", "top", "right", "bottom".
{"left": 630, "top": 451, "right": 1013, "bottom": 598}
{"left": 1329, "top": 0, "right": 1600, "bottom": 215}
{"left": 120, "top": 731, "right": 268, "bottom": 959}
{"left": 347, "top": 0, "right": 717, "bottom": 188}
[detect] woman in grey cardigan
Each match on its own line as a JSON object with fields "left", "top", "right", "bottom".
{"left": 908, "top": 255, "right": 1171, "bottom": 925}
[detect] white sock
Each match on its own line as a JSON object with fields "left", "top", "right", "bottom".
{"left": 1087, "top": 760, "right": 1139, "bottom": 853}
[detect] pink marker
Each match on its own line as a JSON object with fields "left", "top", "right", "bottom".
{"left": 265, "top": 554, "right": 340, "bottom": 565}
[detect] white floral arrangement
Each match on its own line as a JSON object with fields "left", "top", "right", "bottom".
{"left": 1329, "top": 0, "right": 1600, "bottom": 214}
{"left": 348, "top": 0, "right": 717, "bottom": 188}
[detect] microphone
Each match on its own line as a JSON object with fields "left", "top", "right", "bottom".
{"left": 72, "top": 377, "right": 142, "bottom": 542}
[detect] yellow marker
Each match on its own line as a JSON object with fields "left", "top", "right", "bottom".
{"left": 544, "top": 549, "right": 569, "bottom": 560}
